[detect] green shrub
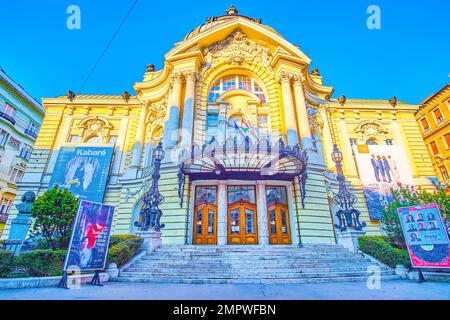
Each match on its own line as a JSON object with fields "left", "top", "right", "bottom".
{"left": 17, "top": 250, "right": 66, "bottom": 277}
{"left": 359, "top": 236, "right": 411, "bottom": 269}
{"left": 109, "top": 234, "right": 141, "bottom": 247}
{"left": 107, "top": 236, "right": 143, "bottom": 267}
{"left": 0, "top": 251, "right": 15, "bottom": 278}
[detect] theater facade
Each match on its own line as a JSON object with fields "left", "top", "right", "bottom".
{"left": 1, "top": 7, "right": 437, "bottom": 245}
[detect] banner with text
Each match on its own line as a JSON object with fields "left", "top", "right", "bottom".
{"left": 397, "top": 204, "right": 450, "bottom": 268}
{"left": 49, "top": 145, "right": 114, "bottom": 203}
{"left": 64, "top": 200, "right": 115, "bottom": 271}
{"left": 353, "top": 145, "right": 414, "bottom": 220}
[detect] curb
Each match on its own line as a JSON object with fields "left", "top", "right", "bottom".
{"left": 0, "top": 272, "right": 110, "bottom": 290}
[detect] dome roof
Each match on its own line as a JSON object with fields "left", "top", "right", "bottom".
{"left": 183, "top": 6, "right": 279, "bottom": 41}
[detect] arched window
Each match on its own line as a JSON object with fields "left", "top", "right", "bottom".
{"left": 208, "top": 75, "right": 267, "bottom": 103}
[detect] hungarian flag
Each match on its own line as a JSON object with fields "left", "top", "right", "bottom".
{"left": 233, "top": 118, "right": 259, "bottom": 142}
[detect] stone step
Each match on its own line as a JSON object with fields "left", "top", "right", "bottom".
{"left": 139, "top": 256, "right": 371, "bottom": 263}
{"left": 119, "top": 270, "right": 395, "bottom": 278}
{"left": 116, "top": 244, "right": 393, "bottom": 284}
{"left": 112, "top": 274, "right": 399, "bottom": 284}
{"left": 125, "top": 266, "right": 389, "bottom": 274}
{"left": 131, "top": 260, "right": 379, "bottom": 269}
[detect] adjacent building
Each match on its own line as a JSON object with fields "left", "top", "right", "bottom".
{"left": 0, "top": 67, "right": 44, "bottom": 235}
{"left": 1, "top": 7, "right": 438, "bottom": 245}
{"left": 416, "top": 83, "right": 450, "bottom": 192}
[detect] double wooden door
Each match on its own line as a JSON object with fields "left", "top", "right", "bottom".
{"left": 267, "top": 202, "right": 291, "bottom": 244}
{"left": 228, "top": 201, "right": 258, "bottom": 245}
{"left": 193, "top": 203, "right": 217, "bottom": 245}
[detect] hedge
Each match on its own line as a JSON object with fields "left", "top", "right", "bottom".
{"left": 107, "top": 235, "right": 143, "bottom": 267}
{"left": 0, "top": 251, "right": 15, "bottom": 278}
{"left": 0, "top": 234, "right": 142, "bottom": 278}
{"left": 17, "top": 250, "right": 67, "bottom": 277}
{"left": 358, "top": 236, "right": 411, "bottom": 269}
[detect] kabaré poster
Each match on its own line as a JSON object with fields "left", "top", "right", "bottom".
{"left": 49, "top": 145, "right": 114, "bottom": 203}
{"left": 397, "top": 204, "right": 450, "bottom": 268}
{"left": 64, "top": 200, "right": 115, "bottom": 271}
{"left": 353, "top": 145, "right": 414, "bottom": 220}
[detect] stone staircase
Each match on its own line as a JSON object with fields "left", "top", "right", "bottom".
{"left": 112, "top": 245, "right": 398, "bottom": 284}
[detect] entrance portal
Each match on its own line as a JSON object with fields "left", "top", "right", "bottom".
{"left": 266, "top": 186, "right": 292, "bottom": 244}
{"left": 227, "top": 186, "right": 258, "bottom": 244}
{"left": 193, "top": 186, "right": 217, "bottom": 245}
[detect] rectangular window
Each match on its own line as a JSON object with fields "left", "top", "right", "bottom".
{"left": 421, "top": 118, "right": 430, "bottom": 131}
{"left": 430, "top": 141, "right": 439, "bottom": 155}
{"left": 10, "top": 168, "right": 24, "bottom": 183}
{"left": 434, "top": 108, "right": 444, "bottom": 123}
{"left": 7, "top": 137, "right": 20, "bottom": 149}
{"left": 206, "top": 113, "right": 218, "bottom": 142}
{"left": 20, "top": 144, "right": 33, "bottom": 160}
{"left": 1, "top": 103, "right": 16, "bottom": 117}
{"left": 445, "top": 133, "right": 450, "bottom": 148}
{"left": 439, "top": 166, "right": 449, "bottom": 181}
{"left": 0, "top": 199, "right": 12, "bottom": 215}
{"left": 0, "top": 129, "right": 10, "bottom": 147}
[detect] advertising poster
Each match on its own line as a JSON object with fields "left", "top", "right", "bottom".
{"left": 353, "top": 145, "right": 414, "bottom": 220}
{"left": 64, "top": 200, "right": 115, "bottom": 271}
{"left": 397, "top": 204, "right": 450, "bottom": 268}
{"left": 49, "top": 145, "right": 114, "bottom": 203}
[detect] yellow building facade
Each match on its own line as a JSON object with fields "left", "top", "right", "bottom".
{"left": 1, "top": 8, "right": 437, "bottom": 245}
{"left": 415, "top": 83, "right": 450, "bottom": 191}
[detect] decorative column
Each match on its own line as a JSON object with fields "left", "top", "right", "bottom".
{"left": 318, "top": 104, "right": 334, "bottom": 169}
{"left": 338, "top": 111, "right": 357, "bottom": 176}
{"left": 163, "top": 72, "right": 183, "bottom": 149}
{"left": 180, "top": 72, "right": 197, "bottom": 148}
{"left": 217, "top": 182, "right": 228, "bottom": 245}
{"left": 131, "top": 102, "right": 148, "bottom": 168}
{"left": 293, "top": 75, "right": 313, "bottom": 150}
{"left": 279, "top": 72, "right": 299, "bottom": 146}
{"left": 256, "top": 182, "right": 269, "bottom": 245}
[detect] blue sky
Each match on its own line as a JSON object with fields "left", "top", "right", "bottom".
{"left": 0, "top": 0, "right": 449, "bottom": 104}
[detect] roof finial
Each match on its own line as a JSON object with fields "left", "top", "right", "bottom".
{"left": 226, "top": 5, "right": 238, "bottom": 15}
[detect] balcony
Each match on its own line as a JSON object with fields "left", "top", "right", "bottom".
{"left": 25, "top": 128, "right": 38, "bottom": 139}
{"left": 0, "top": 111, "right": 16, "bottom": 125}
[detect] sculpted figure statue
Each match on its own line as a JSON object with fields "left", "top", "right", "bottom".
{"left": 15, "top": 191, "right": 36, "bottom": 215}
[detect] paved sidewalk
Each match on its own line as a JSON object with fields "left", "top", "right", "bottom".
{"left": 0, "top": 280, "right": 449, "bottom": 300}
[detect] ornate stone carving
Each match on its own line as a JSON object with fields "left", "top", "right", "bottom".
{"left": 311, "top": 68, "right": 321, "bottom": 76}
{"left": 146, "top": 64, "right": 155, "bottom": 72}
{"left": 67, "top": 90, "right": 76, "bottom": 102}
{"left": 202, "top": 28, "right": 273, "bottom": 73}
{"left": 78, "top": 116, "right": 113, "bottom": 142}
{"left": 147, "top": 99, "right": 168, "bottom": 124}
{"left": 355, "top": 120, "right": 389, "bottom": 143}
{"left": 292, "top": 74, "right": 305, "bottom": 86}
{"left": 170, "top": 72, "right": 185, "bottom": 85}
{"left": 337, "top": 95, "right": 347, "bottom": 106}
{"left": 122, "top": 91, "right": 131, "bottom": 103}
{"left": 389, "top": 96, "right": 398, "bottom": 107}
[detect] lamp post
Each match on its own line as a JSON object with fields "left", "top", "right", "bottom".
{"left": 331, "top": 144, "right": 366, "bottom": 232}
{"left": 136, "top": 142, "right": 166, "bottom": 232}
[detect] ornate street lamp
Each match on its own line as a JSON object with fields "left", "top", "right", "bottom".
{"left": 331, "top": 144, "right": 366, "bottom": 232}
{"left": 135, "top": 142, "right": 166, "bottom": 232}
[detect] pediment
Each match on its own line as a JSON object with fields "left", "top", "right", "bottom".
{"left": 165, "top": 17, "right": 311, "bottom": 65}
